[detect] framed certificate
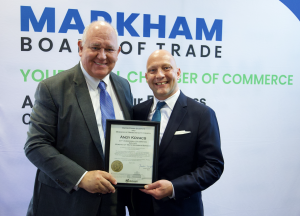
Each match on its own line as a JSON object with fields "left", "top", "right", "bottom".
{"left": 105, "top": 120, "right": 160, "bottom": 188}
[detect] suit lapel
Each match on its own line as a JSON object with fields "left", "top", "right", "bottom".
{"left": 140, "top": 100, "right": 153, "bottom": 120}
{"left": 73, "top": 64, "right": 104, "bottom": 160}
{"left": 110, "top": 73, "right": 131, "bottom": 120}
{"left": 159, "top": 92, "right": 188, "bottom": 156}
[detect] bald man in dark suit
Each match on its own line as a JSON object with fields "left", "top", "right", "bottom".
{"left": 132, "top": 50, "right": 224, "bottom": 216}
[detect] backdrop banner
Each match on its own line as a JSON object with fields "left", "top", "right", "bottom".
{"left": 0, "top": 0, "right": 300, "bottom": 215}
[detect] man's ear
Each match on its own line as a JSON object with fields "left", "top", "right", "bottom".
{"left": 177, "top": 68, "right": 181, "bottom": 80}
{"left": 115, "top": 46, "right": 121, "bottom": 61}
{"left": 78, "top": 40, "right": 83, "bottom": 57}
{"left": 145, "top": 72, "right": 148, "bottom": 83}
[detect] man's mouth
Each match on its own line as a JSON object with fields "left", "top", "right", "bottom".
{"left": 95, "top": 62, "right": 106, "bottom": 66}
{"left": 156, "top": 82, "right": 167, "bottom": 85}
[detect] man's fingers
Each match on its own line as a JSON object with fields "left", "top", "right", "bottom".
{"left": 100, "top": 178, "right": 115, "bottom": 193}
{"left": 140, "top": 189, "right": 149, "bottom": 193}
{"left": 140, "top": 189, "right": 161, "bottom": 200}
{"left": 78, "top": 170, "right": 116, "bottom": 194}
{"left": 97, "top": 185, "right": 109, "bottom": 194}
{"left": 140, "top": 180, "right": 173, "bottom": 200}
{"left": 100, "top": 171, "right": 117, "bottom": 185}
{"left": 144, "top": 181, "right": 161, "bottom": 190}
{"left": 98, "top": 171, "right": 116, "bottom": 193}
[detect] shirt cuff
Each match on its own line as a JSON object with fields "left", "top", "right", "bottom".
{"left": 73, "top": 171, "right": 87, "bottom": 191}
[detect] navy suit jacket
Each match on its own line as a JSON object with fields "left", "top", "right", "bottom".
{"left": 132, "top": 91, "right": 224, "bottom": 216}
{"left": 24, "top": 63, "right": 133, "bottom": 216}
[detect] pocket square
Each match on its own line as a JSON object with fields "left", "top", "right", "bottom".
{"left": 174, "top": 130, "right": 191, "bottom": 135}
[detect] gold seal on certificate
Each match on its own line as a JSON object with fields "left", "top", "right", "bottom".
{"left": 111, "top": 160, "right": 123, "bottom": 172}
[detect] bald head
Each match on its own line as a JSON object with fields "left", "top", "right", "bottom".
{"left": 145, "top": 49, "right": 181, "bottom": 100}
{"left": 147, "top": 50, "right": 178, "bottom": 71}
{"left": 81, "top": 21, "right": 118, "bottom": 46}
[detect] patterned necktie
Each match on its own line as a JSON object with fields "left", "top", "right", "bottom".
{"left": 151, "top": 101, "right": 166, "bottom": 122}
{"left": 98, "top": 81, "right": 115, "bottom": 138}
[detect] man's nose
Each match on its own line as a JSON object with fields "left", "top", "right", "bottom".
{"left": 156, "top": 68, "right": 165, "bottom": 78}
{"left": 97, "top": 49, "right": 106, "bottom": 59}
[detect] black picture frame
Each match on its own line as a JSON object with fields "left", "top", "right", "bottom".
{"left": 105, "top": 119, "right": 160, "bottom": 188}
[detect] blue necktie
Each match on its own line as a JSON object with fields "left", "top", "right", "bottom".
{"left": 98, "top": 81, "right": 115, "bottom": 138}
{"left": 151, "top": 101, "right": 166, "bottom": 122}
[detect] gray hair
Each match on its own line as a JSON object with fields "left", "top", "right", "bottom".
{"left": 81, "top": 21, "right": 118, "bottom": 46}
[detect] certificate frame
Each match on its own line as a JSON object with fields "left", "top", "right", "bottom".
{"left": 105, "top": 119, "right": 160, "bottom": 189}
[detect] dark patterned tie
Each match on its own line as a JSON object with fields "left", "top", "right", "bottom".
{"left": 151, "top": 101, "right": 166, "bottom": 122}
{"left": 98, "top": 81, "right": 115, "bottom": 138}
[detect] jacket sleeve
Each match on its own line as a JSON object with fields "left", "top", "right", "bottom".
{"left": 171, "top": 107, "right": 224, "bottom": 200}
{"left": 24, "top": 81, "right": 86, "bottom": 193}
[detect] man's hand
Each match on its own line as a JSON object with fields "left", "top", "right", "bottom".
{"left": 140, "top": 180, "right": 173, "bottom": 200}
{"left": 78, "top": 170, "right": 117, "bottom": 194}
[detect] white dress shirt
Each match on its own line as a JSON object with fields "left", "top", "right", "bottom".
{"left": 74, "top": 62, "right": 125, "bottom": 189}
{"left": 147, "top": 89, "right": 180, "bottom": 198}
{"left": 148, "top": 90, "right": 180, "bottom": 145}
{"left": 80, "top": 61, "right": 124, "bottom": 151}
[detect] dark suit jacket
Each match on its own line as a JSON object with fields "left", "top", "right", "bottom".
{"left": 132, "top": 92, "right": 224, "bottom": 216}
{"left": 24, "top": 63, "right": 133, "bottom": 216}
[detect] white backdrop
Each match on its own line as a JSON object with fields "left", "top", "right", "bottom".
{"left": 1, "top": 0, "right": 300, "bottom": 215}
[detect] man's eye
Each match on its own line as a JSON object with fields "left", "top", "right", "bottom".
{"left": 164, "top": 67, "right": 171, "bottom": 70}
{"left": 91, "top": 47, "right": 99, "bottom": 50}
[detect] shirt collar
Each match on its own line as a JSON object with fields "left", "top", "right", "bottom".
{"left": 152, "top": 89, "right": 181, "bottom": 112}
{"left": 80, "top": 61, "right": 110, "bottom": 90}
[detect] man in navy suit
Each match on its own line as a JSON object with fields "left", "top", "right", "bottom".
{"left": 132, "top": 50, "right": 224, "bottom": 216}
{"left": 24, "top": 21, "right": 134, "bottom": 216}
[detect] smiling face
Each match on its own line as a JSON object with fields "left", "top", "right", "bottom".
{"left": 146, "top": 50, "right": 181, "bottom": 100}
{"left": 78, "top": 22, "right": 120, "bottom": 79}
